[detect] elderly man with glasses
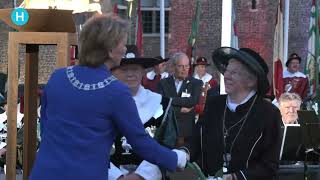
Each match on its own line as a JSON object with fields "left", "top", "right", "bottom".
{"left": 157, "top": 52, "right": 202, "bottom": 147}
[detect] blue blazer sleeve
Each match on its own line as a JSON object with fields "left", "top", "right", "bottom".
{"left": 111, "top": 86, "right": 178, "bottom": 172}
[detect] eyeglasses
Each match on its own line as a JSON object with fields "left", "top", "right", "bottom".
{"left": 176, "top": 65, "right": 190, "bottom": 69}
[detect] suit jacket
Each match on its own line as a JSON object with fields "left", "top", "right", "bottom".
{"left": 157, "top": 76, "right": 202, "bottom": 137}
{"left": 188, "top": 95, "right": 282, "bottom": 180}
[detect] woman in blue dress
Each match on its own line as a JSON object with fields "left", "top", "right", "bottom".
{"left": 29, "top": 14, "right": 188, "bottom": 180}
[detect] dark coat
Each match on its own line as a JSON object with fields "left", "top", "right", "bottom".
{"left": 189, "top": 94, "right": 282, "bottom": 180}
{"left": 157, "top": 76, "right": 202, "bottom": 137}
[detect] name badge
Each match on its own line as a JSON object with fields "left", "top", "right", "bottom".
{"left": 181, "top": 92, "right": 191, "bottom": 97}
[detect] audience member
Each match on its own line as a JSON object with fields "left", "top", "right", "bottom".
{"left": 279, "top": 92, "right": 302, "bottom": 125}
{"left": 157, "top": 52, "right": 202, "bottom": 147}
{"left": 283, "top": 53, "right": 309, "bottom": 100}
{"left": 193, "top": 56, "right": 218, "bottom": 117}
{"left": 142, "top": 56, "right": 169, "bottom": 92}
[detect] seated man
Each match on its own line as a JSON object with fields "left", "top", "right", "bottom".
{"left": 279, "top": 92, "right": 302, "bottom": 125}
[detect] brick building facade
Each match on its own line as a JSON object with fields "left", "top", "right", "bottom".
{"left": 0, "top": 0, "right": 317, "bottom": 84}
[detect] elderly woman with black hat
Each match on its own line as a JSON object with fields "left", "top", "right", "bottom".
{"left": 109, "top": 45, "right": 181, "bottom": 180}
{"left": 283, "top": 53, "right": 309, "bottom": 100}
{"left": 187, "top": 47, "right": 282, "bottom": 180}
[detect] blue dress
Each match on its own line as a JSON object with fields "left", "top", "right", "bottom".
{"left": 29, "top": 65, "right": 177, "bottom": 180}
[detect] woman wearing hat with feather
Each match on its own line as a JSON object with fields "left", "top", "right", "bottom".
{"left": 187, "top": 47, "right": 282, "bottom": 180}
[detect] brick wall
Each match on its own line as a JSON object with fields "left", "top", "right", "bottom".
{"left": 167, "top": 0, "right": 195, "bottom": 56}
{"left": 143, "top": 36, "right": 169, "bottom": 57}
{"left": 288, "top": 0, "right": 313, "bottom": 69}
{"left": 236, "top": 0, "right": 277, "bottom": 80}
{"left": 195, "top": 0, "right": 222, "bottom": 64}
{"left": 167, "top": 0, "right": 222, "bottom": 77}
{"left": 167, "top": 0, "right": 222, "bottom": 58}
{"left": 236, "top": 0, "right": 315, "bottom": 75}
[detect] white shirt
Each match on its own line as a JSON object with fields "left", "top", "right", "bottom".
{"left": 283, "top": 70, "right": 307, "bottom": 78}
{"left": 227, "top": 90, "right": 257, "bottom": 112}
{"left": 146, "top": 70, "right": 169, "bottom": 80}
{"left": 193, "top": 72, "right": 213, "bottom": 85}
{"left": 175, "top": 79, "right": 183, "bottom": 93}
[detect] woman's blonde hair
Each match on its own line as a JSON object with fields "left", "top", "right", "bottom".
{"left": 79, "top": 14, "right": 128, "bottom": 67}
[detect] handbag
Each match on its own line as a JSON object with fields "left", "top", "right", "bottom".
{"left": 154, "top": 98, "right": 179, "bottom": 149}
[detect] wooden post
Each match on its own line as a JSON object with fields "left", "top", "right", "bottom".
{"left": 23, "top": 44, "right": 39, "bottom": 180}
{"left": 6, "top": 33, "right": 19, "bottom": 180}
{"left": 6, "top": 32, "right": 77, "bottom": 180}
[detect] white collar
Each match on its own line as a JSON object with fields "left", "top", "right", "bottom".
{"left": 0, "top": 112, "right": 6, "bottom": 124}
{"left": 146, "top": 71, "right": 169, "bottom": 80}
{"left": 227, "top": 90, "right": 256, "bottom": 112}
{"left": 133, "top": 85, "right": 163, "bottom": 124}
{"left": 193, "top": 73, "right": 212, "bottom": 83}
{"left": 283, "top": 70, "right": 306, "bottom": 78}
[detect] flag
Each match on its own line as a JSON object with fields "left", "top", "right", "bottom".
{"left": 305, "top": 0, "right": 320, "bottom": 97}
{"left": 272, "top": 0, "right": 284, "bottom": 99}
{"left": 187, "top": 0, "right": 201, "bottom": 75}
{"left": 135, "top": 0, "right": 143, "bottom": 55}
{"left": 231, "top": 5, "right": 238, "bottom": 49}
{"left": 113, "top": 0, "right": 118, "bottom": 15}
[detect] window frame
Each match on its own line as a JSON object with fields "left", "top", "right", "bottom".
{"left": 117, "top": 5, "right": 171, "bottom": 36}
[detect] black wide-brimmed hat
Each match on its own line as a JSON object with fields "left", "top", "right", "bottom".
{"left": 285, "top": 53, "right": 301, "bottom": 67}
{"left": 153, "top": 56, "right": 169, "bottom": 63}
{"left": 120, "top": 45, "right": 160, "bottom": 69}
{"left": 193, "top": 56, "right": 210, "bottom": 66}
{"left": 211, "top": 47, "right": 270, "bottom": 95}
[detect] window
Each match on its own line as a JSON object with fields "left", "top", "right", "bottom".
{"left": 116, "top": 2, "right": 171, "bottom": 35}
{"left": 142, "top": 10, "right": 169, "bottom": 34}
{"left": 251, "top": 0, "right": 257, "bottom": 9}
{"left": 142, "top": 11, "right": 153, "bottom": 33}
{"left": 155, "top": 11, "right": 169, "bottom": 33}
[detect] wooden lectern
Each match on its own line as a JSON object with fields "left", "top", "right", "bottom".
{"left": 0, "top": 9, "right": 77, "bottom": 180}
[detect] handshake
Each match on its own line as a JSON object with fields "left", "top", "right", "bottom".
{"left": 110, "top": 148, "right": 189, "bottom": 180}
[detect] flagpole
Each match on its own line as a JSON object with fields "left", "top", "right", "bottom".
{"left": 220, "top": 0, "right": 232, "bottom": 94}
{"left": 160, "top": 0, "right": 165, "bottom": 58}
{"left": 283, "top": 0, "right": 290, "bottom": 66}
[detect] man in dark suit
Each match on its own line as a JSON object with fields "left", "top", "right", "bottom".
{"left": 157, "top": 52, "right": 202, "bottom": 147}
